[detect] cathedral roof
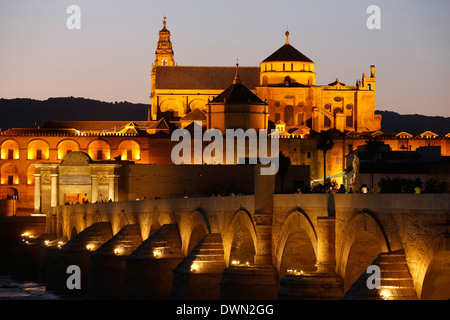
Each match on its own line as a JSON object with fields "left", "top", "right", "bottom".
{"left": 262, "top": 43, "right": 313, "bottom": 63}
{"left": 263, "top": 32, "right": 313, "bottom": 63}
{"left": 154, "top": 66, "right": 260, "bottom": 90}
{"left": 209, "top": 82, "right": 265, "bottom": 105}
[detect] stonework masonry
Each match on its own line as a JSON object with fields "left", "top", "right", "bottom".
{"left": 33, "top": 186, "right": 449, "bottom": 300}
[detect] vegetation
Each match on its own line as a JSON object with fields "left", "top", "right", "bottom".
{"left": 377, "top": 177, "right": 449, "bottom": 193}
{"left": 277, "top": 152, "right": 291, "bottom": 193}
{"left": 316, "top": 130, "right": 335, "bottom": 191}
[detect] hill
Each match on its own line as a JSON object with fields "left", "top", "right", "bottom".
{"left": 0, "top": 97, "right": 149, "bottom": 130}
{"left": 375, "top": 110, "right": 450, "bottom": 136}
{"left": 0, "top": 98, "right": 448, "bottom": 135}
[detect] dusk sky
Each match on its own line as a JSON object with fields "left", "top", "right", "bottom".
{"left": 1, "top": 0, "right": 449, "bottom": 117}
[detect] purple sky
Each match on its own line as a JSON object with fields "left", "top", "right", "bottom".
{"left": 1, "top": 0, "right": 449, "bottom": 117}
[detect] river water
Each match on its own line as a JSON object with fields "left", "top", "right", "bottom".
{"left": 0, "top": 275, "right": 71, "bottom": 300}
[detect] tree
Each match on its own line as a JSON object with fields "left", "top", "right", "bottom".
{"left": 365, "top": 139, "right": 385, "bottom": 188}
{"left": 277, "top": 151, "right": 291, "bottom": 193}
{"left": 316, "top": 130, "right": 334, "bottom": 192}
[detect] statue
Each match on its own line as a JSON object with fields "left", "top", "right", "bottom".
{"left": 350, "top": 155, "right": 362, "bottom": 191}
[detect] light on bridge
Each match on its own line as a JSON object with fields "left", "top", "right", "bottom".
{"left": 286, "top": 269, "right": 304, "bottom": 276}
{"left": 379, "top": 288, "right": 392, "bottom": 300}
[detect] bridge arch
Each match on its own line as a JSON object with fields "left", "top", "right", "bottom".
{"left": 70, "top": 226, "right": 78, "bottom": 239}
{"left": 276, "top": 208, "right": 318, "bottom": 278}
{"left": 224, "top": 208, "right": 257, "bottom": 267}
{"left": 416, "top": 232, "right": 450, "bottom": 300}
{"left": 337, "top": 210, "right": 391, "bottom": 292}
{"left": 180, "top": 208, "right": 210, "bottom": 256}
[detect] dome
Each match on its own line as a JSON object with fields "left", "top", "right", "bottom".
{"left": 262, "top": 32, "right": 313, "bottom": 63}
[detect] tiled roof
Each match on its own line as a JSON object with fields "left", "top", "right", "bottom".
{"left": 180, "top": 108, "right": 206, "bottom": 121}
{"left": 0, "top": 128, "right": 79, "bottom": 136}
{"left": 262, "top": 44, "right": 313, "bottom": 63}
{"left": 209, "top": 82, "right": 266, "bottom": 105}
{"left": 42, "top": 121, "right": 154, "bottom": 131}
{"left": 154, "top": 66, "right": 260, "bottom": 90}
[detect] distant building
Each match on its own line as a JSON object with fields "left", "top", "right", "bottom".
{"left": 150, "top": 18, "right": 381, "bottom": 134}
{"left": 345, "top": 144, "right": 450, "bottom": 191}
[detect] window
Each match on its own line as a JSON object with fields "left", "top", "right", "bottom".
{"left": 127, "top": 149, "right": 133, "bottom": 160}
{"left": 307, "top": 151, "right": 311, "bottom": 159}
{"left": 8, "top": 176, "right": 13, "bottom": 185}
{"left": 97, "top": 149, "right": 103, "bottom": 160}
{"left": 275, "top": 113, "right": 281, "bottom": 123}
{"left": 324, "top": 115, "right": 331, "bottom": 128}
{"left": 291, "top": 63, "right": 293, "bottom": 71}
{"left": 346, "top": 115, "right": 353, "bottom": 127}
{"left": 7, "top": 149, "right": 13, "bottom": 160}
{"left": 297, "top": 113, "right": 304, "bottom": 125}
{"left": 368, "top": 84, "right": 372, "bottom": 91}
{"left": 348, "top": 144, "right": 353, "bottom": 153}
{"left": 285, "top": 76, "right": 291, "bottom": 86}
{"left": 285, "top": 105, "right": 293, "bottom": 125}
{"left": 36, "top": 149, "right": 42, "bottom": 160}
{"left": 162, "top": 60, "right": 167, "bottom": 66}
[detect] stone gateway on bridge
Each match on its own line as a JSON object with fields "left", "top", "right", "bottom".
{"left": 37, "top": 163, "right": 450, "bottom": 300}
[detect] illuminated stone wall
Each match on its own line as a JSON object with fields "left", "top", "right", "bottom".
{"left": 46, "top": 192, "right": 450, "bottom": 299}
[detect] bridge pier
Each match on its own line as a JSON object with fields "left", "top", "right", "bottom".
{"left": 171, "top": 233, "right": 227, "bottom": 300}
{"left": 220, "top": 164, "right": 279, "bottom": 299}
{"left": 220, "top": 264, "right": 279, "bottom": 300}
{"left": 124, "top": 224, "right": 184, "bottom": 299}
{"left": 88, "top": 224, "right": 142, "bottom": 299}
{"left": 278, "top": 272, "right": 344, "bottom": 300}
{"left": 43, "top": 222, "right": 113, "bottom": 295}
{"left": 278, "top": 216, "right": 344, "bottom": 299}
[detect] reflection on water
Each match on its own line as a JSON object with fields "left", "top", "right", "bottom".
{"left": 0, "top": 275, "right": 74, "bottom": 300}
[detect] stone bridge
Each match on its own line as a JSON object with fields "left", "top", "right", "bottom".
{"left": 40, "top": 175, "right": 450, "bottom": 300}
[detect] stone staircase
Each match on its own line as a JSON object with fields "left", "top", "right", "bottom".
{"left": 171, "top": 233, "right": 227, "bottom": 299}
{"left": 342, "top": 249, "right": 417, "bottom": 300}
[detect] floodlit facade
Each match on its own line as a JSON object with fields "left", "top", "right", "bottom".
{"left": 0, "top": 17, "right": 449, "bottom": 216}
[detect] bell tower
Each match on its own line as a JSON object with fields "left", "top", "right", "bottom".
{"left": 155, "top": 17, "right": 175, "bottom": 66}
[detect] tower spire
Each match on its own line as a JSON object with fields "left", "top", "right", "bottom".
{"left": 155, "top": 16, "right": 174, "bottom": 66}
{"left": 233, "top": 60, "right": 241, "bottom": 84}
{"left": 285, "top": 30, "right": 290, "bottom": 45}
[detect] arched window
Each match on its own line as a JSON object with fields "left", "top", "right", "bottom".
{"left": 285, "top": 105, "right": 294, "bottom": 125}
{"left": 27, "top": 165, "right": 35, "bottom": 185}
{"left": 88, "top": 140, "right": 110, "bottom": 160}
{"left": 27, "top": 140, "right": 50, "bottom": 160}
{"left": 118, "top": 140, "right": 140, "bottom": 161}
{"left": 1, "top": 140, "right": 20, "bottom": 160}
{"left": 1, "top": 163, "right": 19, "bottom": 185}
{"left": 57, "top": 140, "right": 80, "bottom": 160}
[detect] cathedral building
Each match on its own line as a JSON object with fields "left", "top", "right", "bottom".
{"left": 150, "top": 18, "right": 381, "bottom": 134}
